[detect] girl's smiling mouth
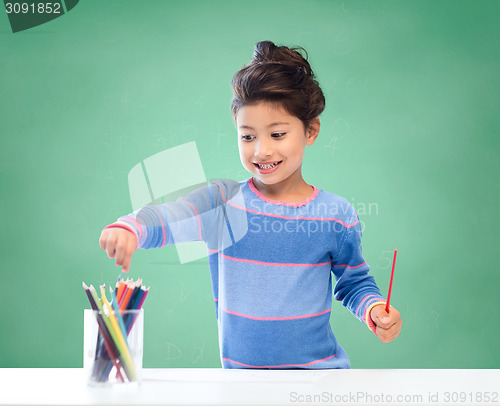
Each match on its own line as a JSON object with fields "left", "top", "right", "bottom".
{"left": 253, "top": 160, "right": 282, "bottom": 174}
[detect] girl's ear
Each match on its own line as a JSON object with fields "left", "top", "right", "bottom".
{"left": 306, "top": 117, "right": 320, "bottom": 146}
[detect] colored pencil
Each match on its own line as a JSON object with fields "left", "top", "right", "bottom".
{"left": 82, "top": 283, "right": 125, "bottom": 382}
{"left": 116, "top": 278, "right": 128, "bottom": 303}
{"left": 100, "top": 286, "right": 137, "bottom": 381}
{"left": 110, "top": 288, "right": 127, "bottom": 336}
{"left": 126, "top": 281, "right": 142, "bottom": 310}
{"left": 385, "top": 249, "right": 398, "bottom": 313}
{"left": 119, "top": 281, "right": 134, "bottom": 309}
{"left": 136, "top": 287, "right": 149, "bottom": 310}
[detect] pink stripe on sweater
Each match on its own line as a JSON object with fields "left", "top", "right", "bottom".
{"left": 222, "top": 353, "right": 337, "bottom": 369}
{"left": 103, "top": 223, "right": 139, "bottom": 249}
{"left": 222, "top": 307, "right": 331, "bottom": 321}
{"left": 120, "top": 216, "right": 144, "bottom": 241}
{"left": 355, "top": 295, "right": 377, "bottom": 316}
{"left": 157, "top": 210, "right": 166, "bottom": 247}
{"left": 332, "top": 261, "right": 367, "bottom": 269}
{"left": 182, "top": 200, "right": 202, "bottom": 240}
{"left": 219, "top": 252, "right": 331, "bottom": 268}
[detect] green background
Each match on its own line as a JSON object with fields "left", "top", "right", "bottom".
{"left": 1, "top": 0, "right": 498, "bottom": 369}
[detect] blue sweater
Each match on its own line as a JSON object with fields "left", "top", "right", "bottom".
{"left": 112, "top": 178, "right": 386, "bottom": 369}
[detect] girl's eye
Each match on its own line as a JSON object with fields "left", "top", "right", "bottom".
{"left": 240, "top": 134, "right": 255, "bottom": 141}
{"left": 271, "top": 132, "right": 286, "bottom": 138}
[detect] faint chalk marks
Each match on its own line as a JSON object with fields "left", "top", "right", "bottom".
{"left": 120, "top": 88, "right": 148, "bottom": 112}
{"left": 121, "top": 91, "right": 133, "bottom": 111}
{"left": 114, "top": 134, "right": 132, "bottom": 155}
{"left": 176, "top": 284, "right": 190, "bottom": 306}
{"left": 325, "top": 76, "right": 372, "bottom": 94}
{"left": 346, "top": 78, "right": 355, "bottom": 91}
{"left": 362, "top": 77, "right": 373, "bottom": 92}
{"left": 331, "top": 30, "right": 351, "bottom": 56}
{"left": 197, "top": 290, "right": 211, "bottom": 304}
{"left": 346, "top": 77, "right": 373, "bottom": 92}
{"left": 101, "top": 115, "right": 133, "bottom": 154}
{"left": 102, "top": 118, "right": 115, "bottom": 147}
{"left": 326, "top": 77, "right": 338, "bottom": 92}
{"left": 207, "top": 121, "right": 231, "bottom": 156}
{"left": 165, "top": 97, "right": 180, "bottom": 106}
{"left": 101, "top": 198, "right": 121, "bottom": 226}
{"left": 332, "top": 2, "right": 348, "bottom": 13}
{"left": 431, "top": 310, "right": 439, "bottom": 329}
{"left": 376, "top": 250, "right": 395, "bottom": 271}
{"left": 322, "top": 2, "right": 349, "bottom": 14}
{"left": 195, "top": 96, "right": 205, "bottom": 109}
{"left": 332, "top": 117, "right": 350, "bottom": 138}
{"left": 154, "top": 135, "right": 169, "bottom": 151}
{"left": 182, "top": 123, "right": 199, "bottom": 140}
{"left": 163, "top": 342, "right": 207, "bottom": 365}
{"left": 164, "top": 342, "right": 182, "bottom": 362}
{"left": 324, "top": 118, "right": 350, "bottom": 157}
{"left": 403, "top": 302, "right": 416, "bottom": 326}
{"left": 214, "top": 121, "right": 230, "bottom": 148}
{"left": 154, "top": 128, "right": 178, "bottom": 151}
{"left": 103, "top": 170, "right": 115, "bottom": 183}
{"left": 191, "top": 342, "right": 205, "bottom": 365}
{"left": 166, "top": 283, "right": 190, "bottom": 314}
{"left": 324, "top": 136, "right": 340, "bottom": 157}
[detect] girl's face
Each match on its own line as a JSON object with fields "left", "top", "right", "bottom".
{"left": 236, "top": 101, "right": 318, "bottom": 189}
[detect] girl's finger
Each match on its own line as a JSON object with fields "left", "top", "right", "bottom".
{"left": 99, "top": 230, "right": 109, "bottom": 250}
{"left": 114, "top": 241, "right": 126, "bottom": 266}
{"left": 122, "top": 255, "right": 131, "bottom": 273}
{"left": 105, "top": 235, "right": 117, "bottom": 259}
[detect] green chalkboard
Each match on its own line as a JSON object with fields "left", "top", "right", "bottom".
{"left": 0, "top": 0, "right": 498, "bottom": 369}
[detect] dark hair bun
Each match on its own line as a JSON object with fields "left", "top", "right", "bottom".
{"left": 252, "top": 40, "right": 276, "bottom": 62}
{"left": 252, "top": 41, "right": 312, "bottom": 76}
{"left": 231, "top": 40, "right": 325, "bottom": 128}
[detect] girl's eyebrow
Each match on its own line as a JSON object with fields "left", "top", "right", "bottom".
{"left": 238, "top": 122, "right": 290, "bottom": 130}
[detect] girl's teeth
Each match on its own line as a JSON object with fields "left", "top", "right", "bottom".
{"left": 258, "top": 162, "right": 279, "bottom": 169}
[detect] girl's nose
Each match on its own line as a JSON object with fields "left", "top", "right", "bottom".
{"left": 255, "top": 138, "right": 272, "bottom": 158}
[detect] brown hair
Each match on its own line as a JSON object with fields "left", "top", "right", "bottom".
{"left": 231, "top": 41, "right": 325, "bottom": 129}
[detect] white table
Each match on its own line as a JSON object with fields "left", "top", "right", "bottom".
{"left": 0, "top": 369, "right": 498, "bottom": 405}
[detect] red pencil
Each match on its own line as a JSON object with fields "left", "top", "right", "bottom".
{"left": 385, "top": 249, "right": 398, "bottom": 313}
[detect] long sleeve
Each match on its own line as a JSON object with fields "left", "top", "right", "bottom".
{"left": 106, "top": 179, "right": 246, "bottom": 251}
{"left": 106, "top": 183, "right": 217, "bottom": 249}
{"left": 331, "top": 209, "right": 386, "bottom": 331}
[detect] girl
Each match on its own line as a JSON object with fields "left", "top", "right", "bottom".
{"left": 99, "top": 41, "right": 402, "bottom": 369}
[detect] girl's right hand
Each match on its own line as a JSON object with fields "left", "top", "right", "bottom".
{"left": 99, "top": 227, "right": 138, "bottom": 273}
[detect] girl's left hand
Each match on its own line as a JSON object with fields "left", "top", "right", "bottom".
{"left": 370, "top": 305, "right": 402, "bottom": 343}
